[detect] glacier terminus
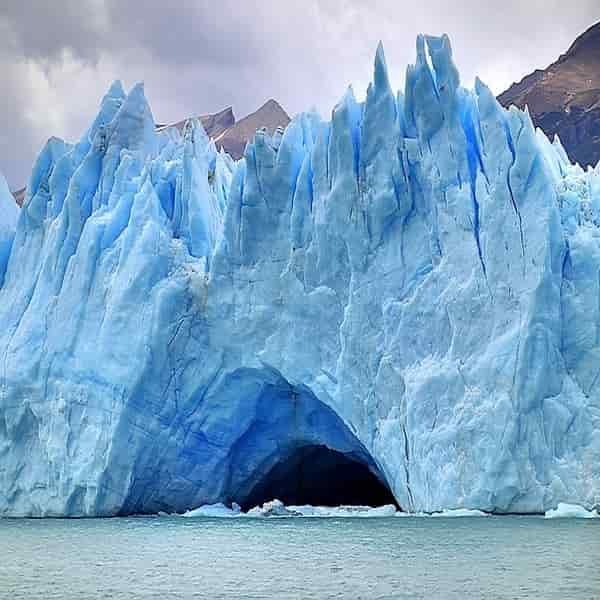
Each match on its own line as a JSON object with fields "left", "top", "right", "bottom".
{"left": 0, "top": 35, "right": 599, "bottom": 516}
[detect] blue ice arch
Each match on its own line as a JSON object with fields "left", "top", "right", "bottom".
{"left": 100, "top": 366, "right": 396, "bottom": 515}
{"left": 0, "top": 35, "right": 599, "bottom": 516}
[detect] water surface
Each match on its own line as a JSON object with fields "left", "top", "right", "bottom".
{"left": 1, "top": 515, "right": 598, "bottom": 599}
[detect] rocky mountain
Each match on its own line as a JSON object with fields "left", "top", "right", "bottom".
{"left": 156, "top": 106, "right": 235, "bottom": 139}
{"left": 156, "top": 99, "right": 290, "bottom": 160}
{"left": 498, "top": 21, "right": 600, "bottom": 167}
{"left": 212, "top": 99, "right": 290, "bottom": 159}
{"left": 12, "top": 187, "right": 25, "bottom": 206}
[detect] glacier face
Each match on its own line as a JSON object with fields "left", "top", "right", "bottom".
{"left": 0, "top": 172, "right": 19, "bottom": 287}
{"left": 1, "top": 35, "right": 600, "bottom": 516}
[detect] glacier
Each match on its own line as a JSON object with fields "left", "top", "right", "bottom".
{"left": 0, "top": 34, "right": 600, "bottom": 517}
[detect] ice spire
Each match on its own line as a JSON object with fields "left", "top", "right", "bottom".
{"left": 374, "top": 41, "right": 391, "bottom": 94}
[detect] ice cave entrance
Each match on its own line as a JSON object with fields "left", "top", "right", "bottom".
{"left": 239, "top": 443, "right": 398, "bottom": 511}
{"left": 119, "top": 367, "right": 398, "bottom": 514}
{"left": 214, "top": 367, "right": 398, "bottom": 511}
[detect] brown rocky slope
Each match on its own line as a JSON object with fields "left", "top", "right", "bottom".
{"left": 498, "top": 21, "right": 600, "bottom": 168}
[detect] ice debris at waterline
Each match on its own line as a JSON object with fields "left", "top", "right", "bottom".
{"left": 544, "top": 503, "right": 600, "bottom": 519}
{"left": 176, "top": 500, "right": 488, "bottom": 518}
{"left": 182, "top": 500, "right": 398, "bottom": 518}
{"left": 1, "top": 34, "right": 600, "bottom": 518}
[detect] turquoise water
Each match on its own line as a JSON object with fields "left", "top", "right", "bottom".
{"left": 1, "top": 516, "right": 599, "bottom": 599}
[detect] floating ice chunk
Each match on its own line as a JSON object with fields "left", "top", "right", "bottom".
{"left": 242, "top": 502, "right": 400, "bottom": 518}
{"left": 287, "top": 504, "right": 399, "bottom": 517}
{"left": 246, "top": 499, "right": 302, "bottom": 518}
{"left": 391, "top": 509, "right": 489, "bottom": 517}
{"left": 430, "top": 509, "right": 489, "bottom": 518}
{"left": 182, "top": 503, "right": 242, "bottom": 518}
{"left": 182, "top": 501, "right": 402, "bottom": 518}
{"left": 544, "top": 503, "right": 599, "bottom": 519}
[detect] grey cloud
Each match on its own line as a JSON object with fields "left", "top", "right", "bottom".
{"left": 1, "top": 0, "right": 106, "bottom": 63}
{"left": 0, "top": 60, "right": 45, "bottom": 192}
{"left": 1, "top": 0, "right": 600, "bottom": 190}
{"left": 103, "top": 0, "right": 267, "bottom": 68}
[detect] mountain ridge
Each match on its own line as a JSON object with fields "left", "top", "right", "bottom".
{"left": 156, "top": 98, "right": 290, "bottom": 159}
{"left": 498, "top": 21, "right": 600, "bottom": 167}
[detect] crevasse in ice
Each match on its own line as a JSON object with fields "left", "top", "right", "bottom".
{"left": 0, "top": 36, "right": 599, "bottom": 516}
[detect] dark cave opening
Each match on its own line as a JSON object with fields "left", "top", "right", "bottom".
{"left": 239, "top": 444, "right": 399, "bottom": 511}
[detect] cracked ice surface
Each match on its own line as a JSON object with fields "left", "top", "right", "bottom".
{"left": 0, "top": 35, "right": 599, "bottom": 516}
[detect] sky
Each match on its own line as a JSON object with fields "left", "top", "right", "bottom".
{"left": 1, "top": 1, "right": 600, "bottom": 189}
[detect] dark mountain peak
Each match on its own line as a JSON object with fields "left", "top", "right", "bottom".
{"left": 199, "top": 106, "right": 235, "bottom": 136}
{"left": 213, "top": 99, "right": 291, "bottom": 159}
{"left": 12, "top": 187, "right": 26, "bottom": 207}
{"left": 155, "top": 99, "right": 290, "bottom": 160}
{"left": 156, "top": 105, "right": 235, "bottom": 138}
{"left": 260, "top": 98, "right": 285, "bottom": 111}
{"left": 499, "top": 21, "right": 600, "bottom": 167}
{"left": 562, "top": 21, "right": 600, "bottom": 62}
{"left": 240, "top": 98, "right": 290, "bottom": 127}
{"left": 216, "top": 106, "right": 235, "bottom": 120}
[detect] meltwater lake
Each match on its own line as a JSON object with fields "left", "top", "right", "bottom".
{"left": 1, "top": 514, "right": 599, "bottom": 599}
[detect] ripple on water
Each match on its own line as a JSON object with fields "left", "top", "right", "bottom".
{"left": 0, "top": 516, "right": 598, "bottom": 599}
